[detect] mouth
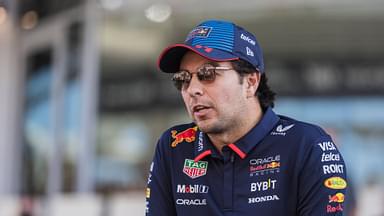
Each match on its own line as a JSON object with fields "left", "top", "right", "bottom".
{"left": 192, "top": 104, "right": 211, "bottom": 117}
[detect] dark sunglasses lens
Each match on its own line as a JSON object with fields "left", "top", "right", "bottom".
{"left": 172, "top": 71, "right": 189, "bottom": 90}
{"left": 172, "top": 79, "right": 183, "bottom": 91}
{"left": 197, "top": 68, "right": 216, "bottom": 81}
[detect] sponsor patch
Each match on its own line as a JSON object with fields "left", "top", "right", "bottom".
{"left": 324, "top": 177, "right": 347, "bottom": 189}
{"left": 250, "top": 178, "right": 277, "bottom": 192}
{"left": 323, "top": 164, "right": 344, "bottom": 174}
{"left": 318, "top": 141, "right": 337, "bottom": 151}
{"left": 271, "top": 124, "right": 294, "bottom": 136}
{"left": 246, "top": 47, "right": 254, "bottom": 57}
{"left": 171, "top": 127, "right": 198, "bottom": 147}
{"left": 147, "top": 162, "right": 154, "bottom": 185}
{"left": 321, "top": 152, "right": 340, "bottom": 162}
{"left": 177, "top": 184, "right": 209, "bottom": 194}
{"left": 146, "top": 187, "right": 151, "bottom": 198}
{"left": 249, "top": 155, "right": 280, "bottom": 176}
{"left": 240, "top": 33, "right": 256, "bottom": 45}
{"left": 183, "top": 159, "right": 208, "bottom": 179}
{"left": 185, "top": 26, "right": 212, "bottom": 41}
{"left": 248, "top": 195, "right": 280, "bottom": 204}
{"left": 176, "top": 198, "right": 207, "bottom": 206}
{"left": 198, "top": 132, "right": 204, "bottom": 152}
{"left": 326, "top": 204, "right": 343, "bottom": 213}
{"left": 328, "top": 192, "right": 344, "bottom": 203}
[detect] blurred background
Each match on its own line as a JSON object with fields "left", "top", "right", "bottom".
{"left": 0, "top": 0, "right": 384, "bottom": 215}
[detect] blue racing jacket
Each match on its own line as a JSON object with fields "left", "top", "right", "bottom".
{"left": 145, "top": 108, "right": 347, "bottom": 215}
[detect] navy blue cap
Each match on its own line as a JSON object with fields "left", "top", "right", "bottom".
{"left": 157, "top": 20, "right": 264, "bottom": 73}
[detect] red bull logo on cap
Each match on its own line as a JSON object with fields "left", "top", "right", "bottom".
{"left": 171, "top": 126, "right": 198, "bottom": 147}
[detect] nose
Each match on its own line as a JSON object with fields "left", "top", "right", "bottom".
{"left": 185, "top": 74, "right": 204, "bottom": 97}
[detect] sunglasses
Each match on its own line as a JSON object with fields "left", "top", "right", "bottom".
{"left": 171, "top": 65, "right": 233, "bottom": 90}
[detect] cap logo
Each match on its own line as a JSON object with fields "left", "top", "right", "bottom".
{"left": 186, "top": 26, "right": 212, "bottom": 41}
{"left": 195, "top": 45, "right": 213, "bottom": 53}
{"left": 246, "top": 47, "right": 254, "bottom": 57}
{"left": 241, "top": 33, "right": 256, "bottom": 46}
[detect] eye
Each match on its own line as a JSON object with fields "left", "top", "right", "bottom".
{"left": 172, "top": 70, "right": 192, "bottom": 90}
{"left": 197, "top": 67, "right": 216, "bottom": 81}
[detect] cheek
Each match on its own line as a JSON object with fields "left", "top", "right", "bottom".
{"left": 181, "top": 92, "right": 192, "bottom": 111}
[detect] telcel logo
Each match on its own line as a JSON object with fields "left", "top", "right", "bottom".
{"left": 240, "top": 33, "right": 256, "bottom": 45}
{"left": 177, "top": 184, "right": 209, "bottom": 194}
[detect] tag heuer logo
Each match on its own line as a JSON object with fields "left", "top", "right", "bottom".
{"left": 183, "top": 159, "right": 208, "bottom": 179}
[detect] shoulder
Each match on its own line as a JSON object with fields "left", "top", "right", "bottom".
{"left": 275, "top": 115, "right": 331, "bottom": 143}
{"left": 269, "top": 114, "right": 335, "bottom": 160}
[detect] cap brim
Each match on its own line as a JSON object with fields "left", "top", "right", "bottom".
{"left": 157, "top": 44, "right": 239, "bottom": 73}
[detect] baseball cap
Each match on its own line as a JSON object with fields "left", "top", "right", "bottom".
{"left": 157, "top": 19, "right": 264, "bottom": 73}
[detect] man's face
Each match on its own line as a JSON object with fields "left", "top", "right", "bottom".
{"left": 178, "top": 51, "right": 251, "bottom": 134}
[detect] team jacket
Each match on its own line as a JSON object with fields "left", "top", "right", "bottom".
{"left": 146, "top": 108, "right": 347, "bottom": 216}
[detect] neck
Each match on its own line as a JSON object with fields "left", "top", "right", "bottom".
{"left": 208, "top": 103, "right": 264, "bottom": 153}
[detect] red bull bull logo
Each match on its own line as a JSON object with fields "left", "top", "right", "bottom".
{"left": 171, "top": 126, "right": 198, "bottom": 147}
{"left": 328, "top": 192, "right": 344, "bottom": 203}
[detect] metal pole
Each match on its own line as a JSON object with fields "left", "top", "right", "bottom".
{"left": 77, "top": 0, "right": 101, "bottom": 193}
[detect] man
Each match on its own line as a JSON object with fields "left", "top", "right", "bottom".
{"left": 146, "top": 20, "right": 347, "bottom": 216}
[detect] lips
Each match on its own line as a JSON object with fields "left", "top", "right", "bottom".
{"left": 191, "top": 104, "right": 211, "bottom": 117}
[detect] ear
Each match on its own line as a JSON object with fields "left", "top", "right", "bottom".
{"left": 245, "top": 72, "right": 261, "bottom": 98}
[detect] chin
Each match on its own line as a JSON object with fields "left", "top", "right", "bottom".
{"left": 196, "top": 121, "right": 223, "bottom": 134}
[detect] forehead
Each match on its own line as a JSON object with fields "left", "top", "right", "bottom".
{"left": 179, "top": 51, "right": 231, "bottom": 70}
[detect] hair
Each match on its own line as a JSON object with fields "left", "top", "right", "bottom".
{"left": 231, "top": 59, "right": 276, "bottom": 111}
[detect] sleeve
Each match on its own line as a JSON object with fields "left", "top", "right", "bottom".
{"left": 298, "top": 136, "right": 347, "bottom": 216}
{"left": 145, "top": 136, "right": 177, "bottom": 216}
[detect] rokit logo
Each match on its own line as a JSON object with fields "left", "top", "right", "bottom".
{"left": 271, "top": 124, "right": 294, "bottom": 136}
{"left": 177, "top": 184, "right": 209, "bottom": 194}
{"left": 249, "top": 155, "right": 280, "bottom": 176}
{"left": 323, "top": 164, "right": 344, "bottom": 175}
